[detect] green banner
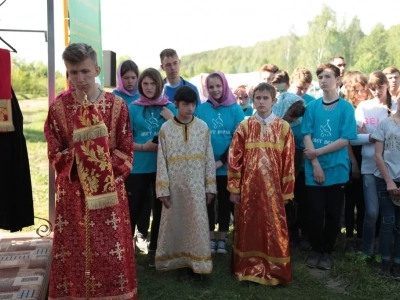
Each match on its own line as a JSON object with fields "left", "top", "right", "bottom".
{"left": 68, "top": 0, "right": 103, "bottom": 86}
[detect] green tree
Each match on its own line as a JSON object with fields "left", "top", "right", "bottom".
{"left": 342, "top": 16, "right": 365, "bottom": 68}
{"left": 11, "top": 57, "right": 66, "bottom": 97}
{"left": 283, "top": 27, "right": 300, "bottom": 72}
{"left": 353, "top": 23, "right": 388, "bottom": 73}
{"left": 302, "top": 5, "right": 338, "bottom": 68}
{"left": 385, "top": 24, "right": 400, "bottom": 67}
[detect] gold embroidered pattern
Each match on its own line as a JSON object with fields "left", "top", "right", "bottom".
{"left": 233, "top": 246, "right": 290, "bottom": 263}
{"left": 0, "top": 99, "right": 15, "bottom": 132}
{"left": 228, "top": 171, "right": 241, "bottom": 178}
{"left": 237, "top": 275, "right": 286, "bottom": 286}
{"left": 156, "top": 251, "right": 212, "bottom": 262}
{"left": 167, "top": 154, "right": 205, "bottom": 163}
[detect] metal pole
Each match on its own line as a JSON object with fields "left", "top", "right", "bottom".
{"left": 47, "top": 0, "right": 55, "bottom": 225}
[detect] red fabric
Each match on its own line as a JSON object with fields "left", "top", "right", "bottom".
{"left": 73, "top": 102, "right": 117, "bottom": 209}
{"left": 228, "top": 117, "right": 295, "bottom": 286}
{"left": 0, "top": 49, "right": 11, "bottom": 99}
{"left": 44, "top": 92, "right": 137, "bottom": 299}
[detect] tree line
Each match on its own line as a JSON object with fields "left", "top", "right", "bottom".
{"left": 10, "top": 5, "right": 400, "bottom": 96}
{"left": 179, "top": 5, "right": 400, "bottom": 79}
{"left": 11, "top": 58, "right": 66, "bottom": 98}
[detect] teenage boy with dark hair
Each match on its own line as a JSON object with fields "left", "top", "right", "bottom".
{"left": 260, "top": 63, "right": 279, "bottom": 84}
{"left": 160, "top": 48, "right": 201, "bottom": 105}
{"left": 271, "top": 70, "right": 290, "bottom": 95}
{"left": 302, "top": 63, "right": 357, "bottom": 270}
{"left": 382, "top": 66, "right": 400, "bottom": 100}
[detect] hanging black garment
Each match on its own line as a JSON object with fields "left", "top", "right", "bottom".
{"left": 0, "top": 88, "right": 34, "bottom": 232}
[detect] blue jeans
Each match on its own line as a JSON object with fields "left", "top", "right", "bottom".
{"left": 362, "top": 174, "right": 379, "bottom": 255}
{"left": 375, "top": 177, "right": 400, "bottom": 263}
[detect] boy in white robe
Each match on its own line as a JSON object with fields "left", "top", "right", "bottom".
{"left": 155, "top": 86, "right": 217, "bottom": 281}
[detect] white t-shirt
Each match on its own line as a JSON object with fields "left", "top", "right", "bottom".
{"left": 352, "top": 98, "right": 397, "bottom": 174}
{"left": 372, "top": 117, "right": 400, "bottom": 181}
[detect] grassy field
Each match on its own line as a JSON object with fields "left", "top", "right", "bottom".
{"left": 18, "top": 98, "right": 49, "bottom": 232}
{"left": 7, "top": 99, "right": 400, "bottom": 299}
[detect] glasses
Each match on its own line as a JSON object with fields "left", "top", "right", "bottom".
{"left": 337, "top": 64, "right": 346, "bottom": 67}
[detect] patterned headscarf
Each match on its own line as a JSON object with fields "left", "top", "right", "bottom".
{"left": 273, "top": 92, "right": 304, "bottom": 127}
{"left": 206, "top": 71, "right": 237, "bottom": 108}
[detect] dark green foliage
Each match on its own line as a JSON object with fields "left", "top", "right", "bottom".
{"left": 179, "top": 6, "right": 400, "bottom": 78}
{"left": 10, "top": 5, "right": 400, "bottom": 96}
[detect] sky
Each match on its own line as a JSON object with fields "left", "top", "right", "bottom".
{"left": 1, "top": 0, "right": 399, "bottom": 73}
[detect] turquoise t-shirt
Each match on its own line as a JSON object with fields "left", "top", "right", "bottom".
{"left": 303, "top": 93, "right": 316, "bottom": 105}
{"left": 195, "top": 101, "right": 245, "bottom": 175}
{"left": 301, "top": 98, "right": 357, "bottom": 186}
{"left": 292, "top": 93, "right": 316, "bottom": 150}
{"left": 242, "top": 105, "right": 254, "bottom": 117}
{"left": 163, "top": 78, "right": 201, "bottom": 106}
{"left": 112, "top": 90, "right": 140, "bottom": 106}
{"left": 128, "top": 103, "right": 177, "bottom": 174}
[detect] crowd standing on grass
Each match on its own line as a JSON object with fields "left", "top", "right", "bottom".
{"left": 46, "top": 43, "right": 400, "bottom": 299}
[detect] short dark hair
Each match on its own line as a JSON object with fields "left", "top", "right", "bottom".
{"left": 62, "top": 43, "right": 97, "bottom": 65}
{"left": 138, "top": 68, "right": 164, "bottom": 100}
{"left": 316, "top": 63, "right": 340, "bottom": 78}
{"left": 271, "top": 70, "right": 290, "bottom": 85}
{"left": 174, "top": 86, "right": 197, "bottom": 104}
{"left": 160, "top": 48, "right": 178, "bottom": 63}
{"left": 382, "top": 66, "right": 400, "bottom": 75}
{"left": 120, "top": 60, "right": 139, "bottom": 77}
{"left": 252, "top": 82, "right": 276, "bottom": 100}
{"left": 288, "top": 100, "right": 306, "bottom": 118}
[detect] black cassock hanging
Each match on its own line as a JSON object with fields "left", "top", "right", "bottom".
{"left": 0, "top": 48, "right": 34, "bottom": 232}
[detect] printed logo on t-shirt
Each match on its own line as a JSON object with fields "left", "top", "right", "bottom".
{"left": 364, "top": 117, "right": 380, "bottom": 126}
{"left": 145, "top": 113, "right": 160, "bottom": 130}
{"left": 320, "top": 119, "right": 332, "bottom": 138}
{"left": 212, "top": 113, "right": 223, "bottom": 129}
{"left": 385, "top": 133, "right": 400, "bottom": 151}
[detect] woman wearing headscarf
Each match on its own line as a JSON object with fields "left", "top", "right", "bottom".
{"left": 113, "top": 60, "right": 140, "bottom": 105}
{"left": 195, "top": 71, "right": 245, "bottom": 255}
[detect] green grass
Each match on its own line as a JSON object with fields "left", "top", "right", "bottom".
{"left": 15, "top": 93, "right": 48, "bottom": 100}
{"left": 21, "top": 99, "right": 49, "bottom": 226}
{"left": 135, "top": 233, "right": 400, "bottom": 300}
{"left": 3, "top": 99, "right": 400, "bottom": 298}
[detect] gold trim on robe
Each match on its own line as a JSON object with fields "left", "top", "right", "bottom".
{"left": 155, "top": 117, "right": 216, "bottom": 274}
{"left": 228, "top": 116, "right": 295, "bottom": 286}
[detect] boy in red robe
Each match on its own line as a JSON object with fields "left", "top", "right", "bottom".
{"left": 228, "top": 82, "right": 295, "bottom": 286}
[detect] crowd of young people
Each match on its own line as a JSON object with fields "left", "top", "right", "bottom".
{"left": 45, "top": 43, "right": 400, "bottom": 299}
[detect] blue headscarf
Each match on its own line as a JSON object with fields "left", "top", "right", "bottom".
{"left": 273, "top": 92, "right": 304, "bottom": 127}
